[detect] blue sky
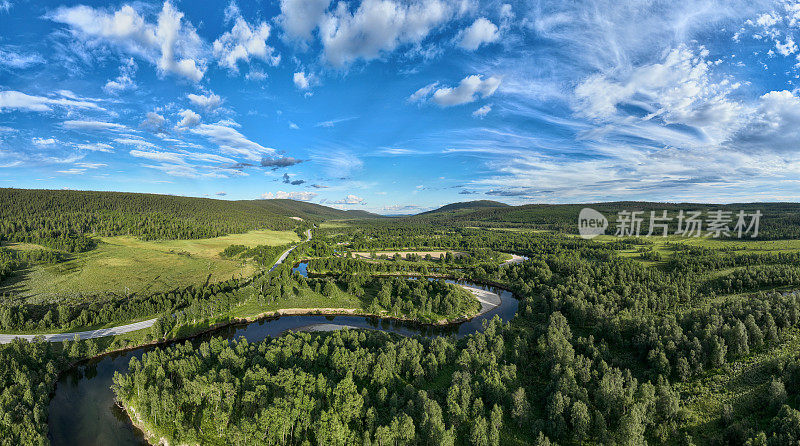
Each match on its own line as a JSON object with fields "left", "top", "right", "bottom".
{"left": 2, "top": 0, "right": 800, "bottom": 213}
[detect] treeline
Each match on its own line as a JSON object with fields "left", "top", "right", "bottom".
{"left": 353, "top": 248, "right": 507, "bottom": 267}
{"left": 401, "top": 201, "right": 800, "bottom": 240}
{"left": 319, "top": 225, "right": 642, "bottom": 262}
{"left": 355, "top": 276, "right": 480, "bottom": 320}
{"left": 0, "top": 247, "right": 63, "bottom": 282}
{"left": 705, "top": 265, "right": 800, "bottom": 294}
{"left": 234, "top": 263, "right": 481, "bottom": 322}
{"left": 0, "top": 277, "right": 247, "bottom": 332}
{"left": 0, "top": 188, "right": 300, "bottom": 251}
{"left": 220, "top": 243, "right": 291, "bottom": 267}
{"left": 467, "top": 244, "right": 800, "bottom": 382}
{"left": 617, "top": 291, "right": 798, "bottom": 381}
{"left": 666, "top": 244, "right": 800, "bottom": 274}
{"left": 307, "top": 257, "right": 448, "bottom": 277}
{"left": 113, "top": 331, "right": 467, "bottom": 445}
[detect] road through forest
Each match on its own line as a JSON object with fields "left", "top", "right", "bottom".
{"left": 0, "top": 229, "right": 314, "bottom": 344}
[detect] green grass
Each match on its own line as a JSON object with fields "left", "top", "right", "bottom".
{"left": 0, "top": 242, "right": 53, "bottom": 251}
{"left": 607, "top": 235, "right": 800, "bottom": 270}
{"left": 679, "top": 328, "right": 800, "bottom": 443}
{"left": 0, "top": 229, "right": 299, "bottom": 302}
{"left": 101, "top": 229, "right": 299, "bottom": 257}
{"left": 318, "top": 221, "right": 352, "bottom": 229}
{"left": 229, "top": 286, "right": 366, "bottom": 319}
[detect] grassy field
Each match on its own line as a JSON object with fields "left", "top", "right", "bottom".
{"left": 680, "top": 327, "right": 800, "bottom": 443}
{"left": 229, "top": 286, "right": 366, "bottom": 319}
{"left": 1, "top": 242, "right": 54, "bottom": 251}
{"left": 101, "top": 229, "right": 299, "bottom": 258}
{"left": 602, "top": 234, "right": 800, "bottom": 269}
{"left": 0, "top": 230, "right": 299, "bottom": 302}
{"left": 351, "top": 250, "right": 467, "bottom": 259}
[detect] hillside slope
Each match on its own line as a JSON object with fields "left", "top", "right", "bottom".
{"left": 417, "top": 200, "right": 509, "bottom": 216}
{"left": 246, "top": 199, "right": 379, "bottom": 220}
{"left": 409, "top": 201, "right": 800, "bottom": 239}
{"left": 0, "top": 189, "right": 376, "bottom": 250}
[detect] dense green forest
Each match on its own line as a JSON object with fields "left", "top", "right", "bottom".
{"left": 0, "top": 189, "right": 297, "bottom": 250}
{"left": 0, "top": 189, "right": 374, "bottom": 254}
{"left": 0, "top": 340, "right": 71, "bottom": 446}
{"left": 2, "top": 191, "right": 800, "bottom": 445}
{"left": 107, "top": 221, "right": 800, "bottom": 445}
{"left": 407, "top": 200, "right": 800, "bottom": 240}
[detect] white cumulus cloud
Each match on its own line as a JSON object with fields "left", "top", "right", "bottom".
{"left": 176, "top": 109, "right": 201, "bottom": 128}
{"left": 458, "top": 18, "right": 499, "bottom": 50}
{"left": 48, "top": 1, "right": 206, "bottom": 81}
{"left": 293, "top": 71, "right": 317, "bottom": 90}
{"left": 187, "top": 93, "right": 223, "bottom": 110}
{"left": 334, "top": 194, "right": 365, "bottom": 204}
{"left": 430, "top": 75, "right": 501, "bottom": 106}
{"left": 319, "top": 0, "right": 452, "bottom": 67}
{"left": 32, "top": 137, "right": 57, "bottom": 145}
{"left": 213, "top": 7, "right": 279, "bottom": 72}
{"left": 472, "top": 104, "right": 491, "bottom": 117}
{"left": 104, "top": 58, "right": 137, "bottom": 94}
{"left": 278, "top": 0, "right": 330, "bottom": 41}
{"left": 407, "top": 82, "right": 438, "bottom": 103}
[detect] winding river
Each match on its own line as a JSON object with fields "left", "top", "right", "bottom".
{"left": 47, "top": 262, "right": 519, "bottom": 446}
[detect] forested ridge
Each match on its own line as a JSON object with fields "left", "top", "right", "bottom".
{"left": 0, "top": 189, "right": 301, "bottom": 250}
{"left": 405, "top": 201, "right": 800, "bottom": 240}
{"left": 0, "top": 188, "right": 373, "bottom": 254}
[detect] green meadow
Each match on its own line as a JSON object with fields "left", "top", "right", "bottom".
{"left": 0, "top": 229, "right": 299, "bottom": 302}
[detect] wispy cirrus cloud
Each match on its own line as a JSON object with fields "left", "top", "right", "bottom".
{"left": 190, "top": 120, "right": 275, "bottom": 161}
{"left": 0, "top": 90, "right": 105, "bottom": 112}
{"left": 261, "top": 190, "right": 317, "bottom": 200}
{"left": 0, "top": 46, "right": 44, "bottom": 69}
{"left": 61, "top": 120, "right": 127, "bottom": 131}
{"left": 311, "top": 150, "right": 363, "bottom": 176}
{"left": 314, "top": 116, "right": 357, "bottom": 128}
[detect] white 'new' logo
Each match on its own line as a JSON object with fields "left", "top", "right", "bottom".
{"left": 578, "top": 208, "right": 608, "bottom": 239}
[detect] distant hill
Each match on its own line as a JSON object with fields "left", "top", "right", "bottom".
{"left": 247, "top": 199, "right": 379, "bottom": 220}
{"left": 406, "top": 200, "right": 800, "bottom": 240}
{"left": 0, "top": 188, "right": 378, "bottom": 247}
{"left": 418, "top": 200, "right": 510, "bottom": 215}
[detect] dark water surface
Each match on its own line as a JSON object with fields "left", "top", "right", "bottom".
{"left": 48, "top": 266, "right": 518, "bottom": 446}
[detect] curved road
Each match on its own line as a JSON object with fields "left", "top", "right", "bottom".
{"left": 0, "top": 228, "right": 313, "bottom": 344}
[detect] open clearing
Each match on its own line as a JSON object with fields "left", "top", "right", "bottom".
{"left": 101, "top": 229, "right": 299, "bottom": 258}
{"left": 593, "top": 234, "right": 800, "bottom": 269}
{"left": 0, "top": 229, "right": 299, "bottom": 302}
{"left": 1, "top": 242, "right": 53, "bottom": 251}
{"left": 351, "top": 250, "right": 467, "bottom": 259}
